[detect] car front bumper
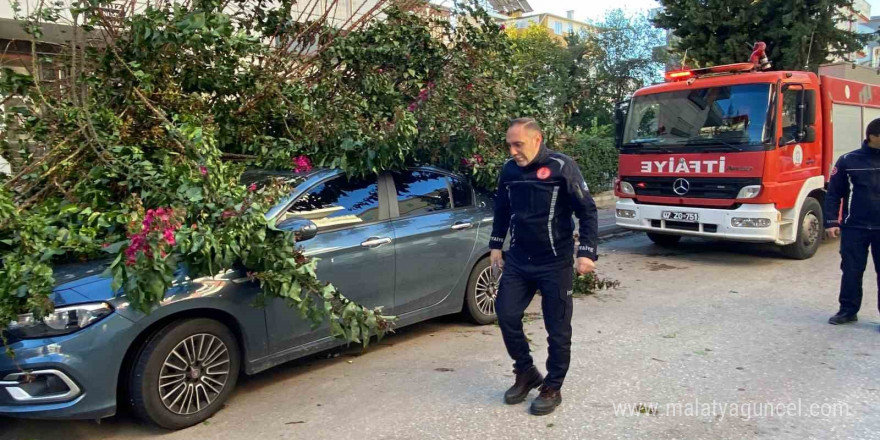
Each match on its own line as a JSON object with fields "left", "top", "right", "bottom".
{"left": 0, "top": 312, "right": 137, "bottom": 420}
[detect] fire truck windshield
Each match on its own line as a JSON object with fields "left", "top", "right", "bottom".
{"left": 622, "top": 83, "right": 773, "bottom": 153}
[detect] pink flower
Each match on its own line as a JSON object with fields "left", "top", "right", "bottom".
{"left": 142, "top": 210, "right": 155, "bottom": 229}
{"left": 248, "top": 183, "right": 257, "bottom": 192}
{"left": 124, "top": 244, "right": 140, "bottom": 266}
{"left": 163, "top": 229, "right": 176, "bottom": 246}
{"left": 221, "top": 210, "right": 236, "bottom": 219}
{"left": 466, "top": 83, "right": 474, "bottom": 91}
{"left": 199, "top": 166, "right": 208, "bottom": 176}
{"left": 462, "top": 154, "right": 484, "bottom": 168}
{"left": 125, "top": 206, "right": 179, "bottom": 265}
{"left": 129, "top": 234, "right": 145, "bottom": 249}
{"left": 293, "top": 155, "right": 312, "bottom": 173}
{"left": 407, "top": 102, "right": 418, "bottom": 112}
{"left": 500, "top": 24, "right": 506, "bottom": 31}
{"left": 102, "top": 243, "right": 110, "bottom": 248}
{"left": 156, "top": 207, "right": 172, "bottom": 222}
{"left": 377, "top": 68, "right": 384, "bottom": 74}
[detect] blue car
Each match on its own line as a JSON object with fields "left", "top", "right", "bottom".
{"left": 0, "top": 167, "right": 499, "bottom": 429}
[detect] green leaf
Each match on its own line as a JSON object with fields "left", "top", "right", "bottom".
{"left": 102, "top": 241, "right": 126, "bottom": 253}
{"left": 185, "top": 186, "right": 204, "bottom": 202}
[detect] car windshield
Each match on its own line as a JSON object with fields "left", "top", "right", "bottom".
{"left": 623, "top": 84, "right": 773, "bottom": 152}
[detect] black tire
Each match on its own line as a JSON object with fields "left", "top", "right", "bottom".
{"left": 781, "top": 197, "right": 823, "bottom": 260}
{"left": 129, "top": 318, "right": 240, "bottom": 430}
{"left": 647, "top": 232, "right": 682, "bottom": 247}
{"left": 463, "top": 258, "right": 498, "bottom": 325}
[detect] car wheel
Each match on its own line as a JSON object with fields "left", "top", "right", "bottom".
{"left": 781, "top": 197, "right": 823, "bottom": 260}
{"left": 129, "top": 318, "right": 240, "bottom": 430}
{"left": 647, "top": 232, "right": 682, "bottom": 247}
{"left": 463, "top": 258, "right": 498, "bottom": 325}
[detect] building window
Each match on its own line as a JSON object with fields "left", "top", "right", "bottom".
{"left": 517, "top": 19, "right": 528, "bottom": 29}
{"left": 567, "top": 23, "right": 573, "bottom": 34}
{"left": 554, "top": 22, "right": 562, "bottom": 35}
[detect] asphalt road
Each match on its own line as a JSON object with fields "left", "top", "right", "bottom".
{"left": 2, "top": 233, "right": 879, "bottom": 440}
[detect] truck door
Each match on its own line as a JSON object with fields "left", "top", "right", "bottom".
{"left": 778, "top": 83, "right": 820, "bottom": 183}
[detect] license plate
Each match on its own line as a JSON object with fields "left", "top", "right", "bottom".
{"left": 662, "top": 211, "right": 699, "bottom": 223}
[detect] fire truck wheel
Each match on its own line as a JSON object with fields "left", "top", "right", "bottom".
{"left": 781, "top": 197, "right": 823, "bottom": 260}
{"left": 646, "top": 232, "right": 682, "bottom": 247}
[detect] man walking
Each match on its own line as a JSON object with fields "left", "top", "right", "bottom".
{"left": 825, "top": 118, "right": 880, "bottom": 326}
{"left": 489, "top": 118, "right": 598, "bottom": 415}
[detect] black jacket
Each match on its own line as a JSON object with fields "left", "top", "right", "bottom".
{"left": 489, "top": 145, "right": 599, "bottom": 266}
{"left": 824, "top": 141, "right": 880, "bottom": 230}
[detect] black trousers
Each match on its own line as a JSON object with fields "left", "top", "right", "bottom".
{"left": 838, "top": 228, "right": 880, "bottom": 316}
{"left": 496, "top": 255, "right": 574, "bottom": 390}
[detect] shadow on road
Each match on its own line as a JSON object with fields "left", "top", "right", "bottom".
{"left": 617, "top": 233, "right": 839, "bottom": 266}
{"left": 0, "top": 316, "right": 480, "bottom": 439}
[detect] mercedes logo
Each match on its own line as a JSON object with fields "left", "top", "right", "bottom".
{"left": 673, "top": 178, "right": 690, "bottom": 196}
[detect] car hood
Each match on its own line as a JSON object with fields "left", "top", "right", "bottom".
{"left": 51, "top": 260, "right": 116, "bottom": 306}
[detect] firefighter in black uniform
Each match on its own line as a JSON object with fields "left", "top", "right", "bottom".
{"left": 489, "top": 118, "right": 599, "bottom": 415}
{"left": 825, "top": 118, "right": 880, "bottom": 326}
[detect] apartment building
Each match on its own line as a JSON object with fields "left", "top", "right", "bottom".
{"left": 509, "top": 10, "right": 594, "bottom": 43}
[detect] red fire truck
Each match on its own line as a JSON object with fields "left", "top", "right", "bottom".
{"left": 613, "top": 59, "right": 880, "bottom": 259}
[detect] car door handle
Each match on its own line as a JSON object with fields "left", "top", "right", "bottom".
{"left": 361, "top": 237, "right": 392, "bottom": 247}
{"left": 451, "top": 222, "right": 473, "bottom": 230}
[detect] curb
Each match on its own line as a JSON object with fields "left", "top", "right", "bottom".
{"left": 598, "top": 222, "right": 628, "bottom": 239}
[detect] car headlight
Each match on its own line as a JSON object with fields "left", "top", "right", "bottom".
{"left": 736, "top": 185, "right": 762, "bottom": 199}
{"left": 616, "top": 209, "right": 636, "bottom": 218}
{"left": 7, "top": 302, "right": 113, "bottom": 339}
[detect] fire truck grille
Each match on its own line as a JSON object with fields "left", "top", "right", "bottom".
{"left": 623, "top": 177, "right": 761, "bottom": 199}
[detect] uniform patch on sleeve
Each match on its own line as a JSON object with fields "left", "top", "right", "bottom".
{"left": 831, "top": 166, "right": 838, "bottom": 176}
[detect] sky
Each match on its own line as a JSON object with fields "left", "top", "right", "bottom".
{"left": 529, "top": 0, "right": 880, "bottom": 22}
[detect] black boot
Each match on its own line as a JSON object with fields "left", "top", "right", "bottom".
{"left": 530, "top": 385, "right": 562, "bottom": 415}
{"left": 828, "top": 312, "right": 858, "bottom": 325}
{"left": 504, "top": 366, "right": 543, "bottom": 404}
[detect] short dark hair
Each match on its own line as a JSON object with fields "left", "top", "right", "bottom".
{"left": 509, "top": 117, "right": 542, "bottom": 136}
{"left": 867, "top": 118, "right": 880, "bottom": 139}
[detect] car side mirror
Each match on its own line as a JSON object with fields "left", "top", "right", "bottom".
{"left": 613, "top": 100, "right": 630, "bottom": 150}
{"left": 801, "top": 125, "right": 816, "bottom": 143}
{"left": 277, "top": 217, "right": 318, "bottom": 242}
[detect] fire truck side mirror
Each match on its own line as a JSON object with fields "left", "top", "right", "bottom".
{"left": 613, "top": 100, "right": 629, "bottom": 149}
{"left": 803, "top": 90, "right": 817, "bottom": 126}
{"left": 801, "top": 126, "right": 816, "bottom": 143}
{"left": 797, "top": 90, "right": 817, "bottom": 142}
